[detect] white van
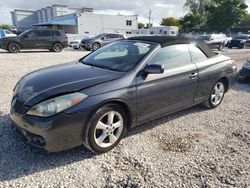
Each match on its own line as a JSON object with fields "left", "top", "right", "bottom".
{"left": 0, "top": 29, "right": 17, "bottom": 38}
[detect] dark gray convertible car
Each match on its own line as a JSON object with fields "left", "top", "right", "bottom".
{"left": 10, "top": 36, "right": 237, "bottom": 153}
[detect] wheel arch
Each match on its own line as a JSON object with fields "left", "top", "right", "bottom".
{"left": 218, "top": 76, "right": 229, "bottom": 92}
{"left": 89, "top": 99, "right": 133, "bottom": 129}
{"left": 52, "top": 41, "right": 63, "bottom": 47}
{"left": 92, "top": 42, "right": 101, "bottom": 49}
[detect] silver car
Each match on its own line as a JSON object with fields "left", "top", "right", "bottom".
{"left": 80, "top": 33, "right": 126, "bottom": 51}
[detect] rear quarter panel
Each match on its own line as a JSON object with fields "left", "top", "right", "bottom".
{"left": 194, "top": 55, "right": 236, "bottom": 103}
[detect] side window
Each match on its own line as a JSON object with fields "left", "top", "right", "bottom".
{"left": 188, "top": 44, "right": 207, "bottom": 63}
{"left": 148, "top": 44, "right": 192, "bottom": 70}
{"left": 114, "top": 34, "right": 123, "bottom": 38}
{"left": 40, "top": 30, "right": 51, "bottom": 37}
{"left": 5, "top": 30, "right": 11, "bottom": 34}
{"left": 28, "top": 31, "right": 39, "bottom": 38}
{"left": 52, "top": 31, "right": 61, "bottom": 36}
{"left": 105, "top": 34, "right": 112, "bottom": 39}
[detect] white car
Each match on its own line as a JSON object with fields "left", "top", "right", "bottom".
{"left": 0, "top": 29, "right": 17, "bottom": 38}
{"left": 69, "top": 40, "right": 81, "bottom": 49}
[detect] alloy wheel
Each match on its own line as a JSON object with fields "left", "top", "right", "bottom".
{"left": 94, "top": 111, "right": 123, "bottom": 148}
{"left": 9, "top": 43, "right": 20, "bottom": 53}
{"left": 92, "top": 43, "right": 100, "bottom": 51}
{"left": 211, "top": 82, "right": 225, "bottom": 106}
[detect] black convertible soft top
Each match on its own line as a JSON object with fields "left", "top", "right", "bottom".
{"left": 128, "top": 36, "right": 216, "bottom": 58}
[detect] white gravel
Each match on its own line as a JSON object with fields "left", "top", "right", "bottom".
{"left": 0, "top": 48, "right": 249, "bottom": 187}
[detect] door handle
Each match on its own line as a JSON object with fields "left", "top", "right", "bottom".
{"left": 189, "top": 72, "right": 198, "bottom": 79}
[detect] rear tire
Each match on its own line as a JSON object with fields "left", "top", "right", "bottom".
{"left": 8, "top": 42, "right": 20, "bottom": 53}
{"left": 52, "top": 43, "right": 63, "bottom": 52}
{"left": 202, "top": 81, "right": 225, "bottom": 109}
{"left": 84, "top": 104, "right": 127, "bottom": 153}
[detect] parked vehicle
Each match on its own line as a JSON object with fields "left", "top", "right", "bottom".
{"left": 0, "top": 29, "right": 17, "bottom": 38}
{"left": 80, "top": 33, "right": 126, "bottom": 51}
{"left": 69, "top": 40, "right": 81, "bottom": 49}
{"left": 238, "top": 59, "right": 250, "bottom": 82}
{"left": 10, "top": 36, "right": 237, "bottom": 153}
{"left": 198, "top": 34, "right": 227, "bottom": 51}
{"left": 0, "top": 29, "right": 68, "bottom": 53}
{"left": 226, "top": 35, "right": 250, "bottom": 49}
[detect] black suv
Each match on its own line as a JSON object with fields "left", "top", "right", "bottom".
{"left": 0, "top": 29, "right": 68, "bottom": 53}
{"left": 226, "top": 35, "right": 250, "bottom": 49}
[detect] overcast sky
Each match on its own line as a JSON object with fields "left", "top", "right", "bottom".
{"left": 0, "top": 0, "right": 250, "bottom": 26}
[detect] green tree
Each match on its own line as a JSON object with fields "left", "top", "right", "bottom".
{"left": 179, "top": 13, "right": 203, "bottom": 32}
{"left": 138, "top": 22, "right": 145, "bottom": 29}
{"left": 0, "top": 24, "right": 11, "bottom": 30}
{"left": 184, "top": 0, "right": 211, "bottom": 16}
{"left": 206, "top": 0, "right": 248, "bottom": 32}
{"left": 160, "top": 17, "right": 181, "bottom": 27}
{"left": 161, "top": 17, "right": 183, "bottom": 31}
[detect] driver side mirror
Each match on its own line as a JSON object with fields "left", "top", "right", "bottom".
{"left": 143, "top": 64, "right": 164, "bottom": 74}
{"left": 101, "top": 36, "right": 106, "bottom": 40}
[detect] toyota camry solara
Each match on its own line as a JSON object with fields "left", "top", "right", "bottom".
{"left": 10, "top": 36, "right": 237, "bottom": 153}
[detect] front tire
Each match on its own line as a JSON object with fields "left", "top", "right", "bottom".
{"left": 52, "top": 43, "right": 63, "bottom": 52}
{"left": 84, "top": 104, "right": 127, "bottom": 153}
{"left": 92, "top": 42, "right": 101, "bottom": 51}
{"left": 218, "top": 43, "right": 224, "bottom": 51}
{"left": 202, "top": 81, "right": 225, "bottom": 109}
{"left": 8, "top": 42, "right": 20, "bottom": 53}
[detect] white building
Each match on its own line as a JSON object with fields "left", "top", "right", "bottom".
{"left": 10, "top": 5, "right": 138, "bottom": 36}
{"left": 132, "top": 26, "right": 179, "bottom": 36}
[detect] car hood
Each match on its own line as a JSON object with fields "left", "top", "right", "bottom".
{"left": 0, "top": 36, "right": 19, "bottom": 41}
{"left": 83, "top": 38, "right": 94, "bottom": 43}
{"left": 15, "top": 62, "right": 123, "bottom": 106}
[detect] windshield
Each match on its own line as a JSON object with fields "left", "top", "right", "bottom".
{"left": 81, "top": 41, "right": 157, "bottom": 72}
{"left": 18, "top": 30, "right": 31, "bottom": 37}
{"left": 94, "top": 33, "right": 105, "bottom": 39}
{"left": 234, "top": 36, "right": 248, "bottom": 40}
{"left": 198, "top": 35, "right": 211, "bottom": 40}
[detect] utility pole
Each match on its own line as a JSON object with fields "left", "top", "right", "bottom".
{"left": 148, "top": 9, "right": 152, "bottom": 29}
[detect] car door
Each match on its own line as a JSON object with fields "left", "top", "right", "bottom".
{"left": 101, "top": 34, "right": 115, "bottom": 45}
{"left": 21, "top": 30, "right": 40, "bottom": 49}
{"left": 136, "top": 44, "right": 198, "bottom": 124}
{"left": 38, "top": 30, "right": 53, "bottom": 49}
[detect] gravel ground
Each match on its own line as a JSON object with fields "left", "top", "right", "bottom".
{"left": 0, "top": 48, "right": 249, "bottom": 187}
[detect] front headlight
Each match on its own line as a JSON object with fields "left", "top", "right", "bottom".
{"left": 243, "top": 60, "right": 250, "bottom": 68}
{"left": 27, "top": 93, "right": 87, "bottom": 117}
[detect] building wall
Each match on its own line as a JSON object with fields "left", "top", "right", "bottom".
{"left": 11, "top": 10, "right": 38, "bottom": 31}
{"left": 78, "top": 12, "right": 138, "bottom": 35}
{"left": 11, "top": 5, "right": 138, "bottom": 35}
{"left": 46, "top": 7, "right": 53, "bottom": 21}
{"left": 37, "top": 10, "right": 42, "bottom": 23}
{"left": 41, "top": 8, "right": 47, "bottom": 22}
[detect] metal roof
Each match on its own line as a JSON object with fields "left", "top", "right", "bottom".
{"left": 33, "top": 18, "right": 76, "bottom": 26}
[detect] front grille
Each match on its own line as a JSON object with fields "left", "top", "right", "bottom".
{"left": 11, "top": 96, "right": 29, "bottom": 114}
{"left": 16, "top": 128, "right": 46, "bottom": 147}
